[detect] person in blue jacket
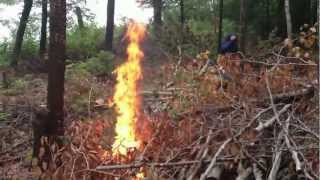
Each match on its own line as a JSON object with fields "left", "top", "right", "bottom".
{"left": 219, "top": 34, "right": 238, "bottom": 54}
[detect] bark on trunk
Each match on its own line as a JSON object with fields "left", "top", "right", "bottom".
{"left": 11, "top": 0, "right": 33, "bottom": 67}
{"left": 310, "top": 0, "right": 317, "bottom": 24}
{"left": 39, "top": 0, "right": 48, "bottom": 59}
{"left": 276, "top": 0, "right": 286, "bottom": 38}
{"left": 239, "top": 0, "right": 246, "bottom": 53}
{"left": 105, "top": 0, "right": 115, "bottom": 51}
{"left": 75, "top": 6, "right": 84, "bottom": 30}
{"left": 180, "top": 0, "right": 185, "bottom": 28}
{"left": 47, "top": 0, "right": 66, "bottom": 135}
{"left": 180, "top": 0, "right": 185, "bottom": 43}
{"left": 217, "top": 0, "right": 224, "bottom": 53}
{"left": 265, "top": 0, "right": 270, "bottom": 37}
{"left": 284, "top": 0, "right": 292, "bottom": 39}
{"left": 153, "top": 0, "right": 163, "bottom": 38}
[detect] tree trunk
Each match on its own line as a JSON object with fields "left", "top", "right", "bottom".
{"left": 180, "top": 0, "right": 185, "bottom": 28}
{"left": 239, "top": 0, "right": 246, "bottom": 53}
{"left": 211, "top": 0, "right": 218, "bottom": 35}
{"left": 47, "top": 0, "right": 66, "bottom": 135}
{"left": 284, "top": 0, "right": 292, "bottom": 39}
{"left": 276, "top": 0, "right": 286, "bottom": 37}
{"left": 180, "top": 0, "right": 185, "bottom": 43}
{"left": 217, "top": 0, "right": 223, "bottom": 53}
{"left": 153, "top": 0, "right": 163, "bottom": 38}
{"left": 265, "top": 0, "right": 270, "bottom": 37}
{"left": 39, "top": 0, "right": 47, "bottom": 59}
{"left": 105, "top": 0, "right": 115, "bottom": 51}
{"left": 10, "top": 0, "right": 33, "bottom": 67}
{"left": 310, "top": 0, "right": 317, "bottom": 24}
{"left": 75, "top": 6, "right": 84, "bottom": 30}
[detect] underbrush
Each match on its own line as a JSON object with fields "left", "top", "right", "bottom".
{"left": 0, "top": 40, "right": 10, "bottom": 68}
{"left": 67, "top": 25, "right": 104, "bottom": 59}
{"left": 67, "top": 51, "right": 115, "bottom": 76}
{"left": 65, "top": 51, "right": 115, "bottom": 118}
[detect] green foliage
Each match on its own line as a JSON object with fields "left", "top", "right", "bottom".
{"left": 67, "top": 51, "right": 115, "bottom": 79}
{"left": 20, "top": 35, "right": 38, "bottom": 59}
{"left": 159, "top": 2, "right": 218, "bottom": 57}
{"left": 67, "top": 24, "right": 104, "bottom": 59}
{"left": 1, "top": 78, "right": 27, "bottom": 96}
{"left": 0, "top": 0, "right": 17, "bottom": 5}
{"left": 0, "top": 40, "right": 11, "bottom": 68}
{"left": 65, "top": 51, "right": 114, "bottom": 118}
{"left": 0, "top": 112, "right": 10, "bottom": 121}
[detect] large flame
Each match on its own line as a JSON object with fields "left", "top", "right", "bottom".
{"left": 112, "top": 22, "right": 146, "bottom": 157}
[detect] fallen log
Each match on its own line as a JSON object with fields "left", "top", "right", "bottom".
{"left": 96, "top": 159, "right": 225, "bottom": 171}
{"left": 178, "top": 85, "right": 314, "bottom": 118}
{"left": 95, "top": 156, "right": 270, "bottom": 171}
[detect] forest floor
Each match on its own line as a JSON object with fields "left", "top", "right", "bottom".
{"left": 0, "top": 36, "right": 319, "bottom": 179}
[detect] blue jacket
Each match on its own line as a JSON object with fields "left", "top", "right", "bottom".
{"left": 219, "top": 34, "right": 238, "bottom": 54}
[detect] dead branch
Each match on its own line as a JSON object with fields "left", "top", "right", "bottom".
{"left": 266, "top": 86, "right": 314, "bottom": 104}
{"left": 199, "top": 107, "right": 271, "bottom": 180}
{"left": 236, "top": 165, "right": 252, "bottom": 180}
{"left": 255, "top": 104, "right": 291, "bottom": 131}
{"left": 186, "top": 129, "right": 214, "bottom": 180}
{"left": 140, "top": 91, "right": 174, "bottom": 96}
{"left": 284, "top": 116, "right": 303, "bottom": 171}
{"left": 253, "top": 163, "right": 263, "bottom": 180}
{"left": 206, "top": 166, "right": 223, "bottom": 179}
{"left": 268, "top": 147, "right": 283, "bottom": 180}
{"left": 96, "top": 158, "right": 231, "bottom": 171}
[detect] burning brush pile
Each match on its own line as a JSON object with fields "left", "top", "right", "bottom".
{"left": 39, "top": 22, "right": 319, "bottom": 180}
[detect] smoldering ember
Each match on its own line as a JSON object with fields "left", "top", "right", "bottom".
{"left": 0, "top": 0, "right": 319, "bottom": 179}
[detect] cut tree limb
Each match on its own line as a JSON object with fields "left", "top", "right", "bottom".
{"left": 96, "top": 158, "right": 228, "bottom": 171}
{"left": 253, "top": 163, "right": 263, "bottom": 180}
{"left": 255, "top": 104, "right": 291, "bottom": 132}
{"left": 284, "top": 116, "right": 302, "bottom": 172}
{"left": 268, "top": 148, "right": 283, "bottom": 180}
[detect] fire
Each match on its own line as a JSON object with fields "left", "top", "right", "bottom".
{"left": 134, "top": 169, "right": 145, "bottom": 180}
{"left": 112, "top": 22, "right": 146, "bottom": 157}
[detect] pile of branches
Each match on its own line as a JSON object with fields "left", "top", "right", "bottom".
{"left": 38, "top": 31, "right": 318, "bottom": 179}
{"left": 91, "top": 41, "right": 318, "bottom": 179}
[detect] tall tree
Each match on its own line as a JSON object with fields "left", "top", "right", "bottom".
{"left": 75, "top": 6, "right": 84, "bottom": 30}
{"left": 39, "top": 0, "right": 48, "bottom": 59}
{"left": 153, "top": 0, "right": 163, "bottom": 37}
{"left": 11, "top": 0, "right": 33, "bottom": 67}
{"left": 276, "top": 0, "right": 286, "bottom": 37}
{"left": 217, "top": 0, "right": 223, "bottom": 52}
{"left": 105, "top": 0, "right": 115, "bottom": 51}
{"left": 264, "top": 0, "right": 271, "bottom": 37}
{"left": 47, "top": 0, "right": 66, "bottom": 135}
{"left": 284, "top": 0, "right": 292, "bottom": 39}
{"left": 310, "top": 0, "right": 318, "bottom": 24}
{"left": 239, "top": 0, "right": 247, "bottom": 53}
{"left": 180, "top": 0, "right": 185, "bottom": 43}
{"left": 180, "top": 0, "right": 185, "bottom": 28}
